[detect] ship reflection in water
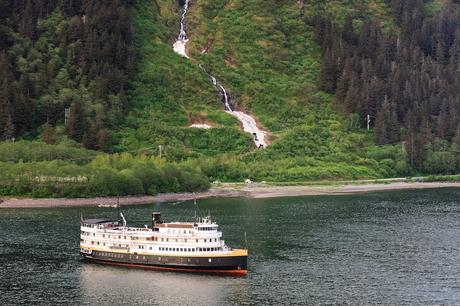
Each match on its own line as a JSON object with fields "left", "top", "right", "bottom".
{"left": 79, "top": 263, "right": 249, "bottom": 305}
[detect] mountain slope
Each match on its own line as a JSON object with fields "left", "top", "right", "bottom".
{"left": 1, "top": 0, "right": 459, "bottom": 189}
{"left": 122, "top": 0, "right": 410, "bottom": 181}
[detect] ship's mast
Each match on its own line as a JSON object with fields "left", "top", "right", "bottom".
{"left": 120, "top": 212, "right": 127, "bottom": 228}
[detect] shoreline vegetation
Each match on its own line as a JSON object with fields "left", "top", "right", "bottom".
{"left": 2, "top": 178, "right": 460, "bottom": 208}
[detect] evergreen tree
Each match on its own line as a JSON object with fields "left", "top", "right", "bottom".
{"left": 67, "top": 100, "right": 85, "bottom": 142}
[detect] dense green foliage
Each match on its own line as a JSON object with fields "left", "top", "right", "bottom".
{"left": 0, "top": 0, "right": 135, "bottom": 150}
{"left": 0, "top": 140, "right": 99, "bottom": 163}
{"left": 116, "top": 0, "right": 253, "bottom": 158}
{"left": 316, "top": 0, "right": 460, "bottom": 173}
{"left": 122, "top": 0, "right": 414, "bottom": 182}
{"left": 0, "top": 153, "right": 210, "bottom": 198}
{"left": 1, "top": 0, "right": 460, "bottom": 198}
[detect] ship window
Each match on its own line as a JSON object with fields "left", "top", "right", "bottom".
{"left": 161, "top": 238, "right": 164, "bottom": 242}
{"left": 93, "top": 233, "right": 95, "bottom": 236}
{"left": 183, "top": 230, "right": 186, "bottom": 234}
{"left": 184, "top": 239, "right": 187, "bottom": 242}
{"left": 208, "top": 258, "right": 212, "bottom": 262}
{"left": 196, "top": 239, "right": 198, "bottom": 242}
{"left": 119, "top": 244, "right": 121, "bottom": 247}
{"left": 166, "top": 238, "right": 169, "bottom": 242}
{"left": 149, "top": 247, "right": 152, "bottom": 250}
{"left": 204, "top": 239, "right": 207, "bottom": 242}
{"left": 103, "top": 243, "right": 105, "bottom": 246}
{"left": 180, "top": 248, "right": 183, "bottom": 252}
{"left": 207, "top": 248, "right": 210, "bottom": 251}
{"left": 119, "top": 236, "right": 121, "bottom": 239}
{"left": 97, "top": 242, "right": 100, "bottom": 245}
{"left": 124, "top": 236, "right": 127, "bottom": 239}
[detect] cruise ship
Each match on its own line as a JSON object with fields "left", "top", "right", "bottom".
{"left": 80, "top": 211, "right": 248, "bottom": 275}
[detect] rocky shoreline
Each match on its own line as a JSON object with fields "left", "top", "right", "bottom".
{"left": 1, "top": 182, "right": 460, "bottom": 208}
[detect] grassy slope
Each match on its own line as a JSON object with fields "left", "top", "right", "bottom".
{"left": 122, "top": 0, "right": 415, "bottom": 182}
{"left": 119, "top": 0, "right": 253, "bottom": 160}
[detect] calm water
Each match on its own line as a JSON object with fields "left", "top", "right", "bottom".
{"left": 1, "top": 189, "right": 460, "bottom": 305}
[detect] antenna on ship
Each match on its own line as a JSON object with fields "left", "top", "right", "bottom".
{"left": 120, "top": 211, "right": 127, "bottom": 228}
{"left": 194, "top": 198, "right": 197, "bottom": 221}
{"left": 117, "top": 196, "right": 121, "bottom": 218}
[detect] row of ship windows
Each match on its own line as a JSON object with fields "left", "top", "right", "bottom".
{"left": 165, "top": 228, "right": 217, "bottom": 233}
{"left": 159, "top": 247, "right": 222, "bottom": 252}
{"left": 83, "top": 240, "right": 222, "bottom": 251}
{"left": 87, "top": 241, "right": 128, "bottom": 247}
{"left": 82, "top": 233, "right": 219, "bottom": 243}
{"left": 82, "top": 232, "right": 219, "bottom": 243}
{"left": 197, "top": 227, "right": 217, "bottom": 231}
{"left": 95, "top": 252, "right": 219, "bottom": 263}
{"left": 158, "top": 237, "right": 219, "bottom": 243}
{"left": 166, "top": 229, "right": 193, "bottom": 234}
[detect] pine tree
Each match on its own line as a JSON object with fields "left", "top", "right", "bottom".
{"left": 3, "top": 112, "right": 15, "bottom": 140}
{"left": 67, "top": 100, "right": 85, "bottom": 142}
{"left": 41, "top": 121, "right": 55, "bottom": 144}
{"left": 319, "top": 48, "right": 337, "bottom": 93}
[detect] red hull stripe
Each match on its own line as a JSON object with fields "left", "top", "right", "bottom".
{"left": 86, "top": 258, "right": 248, "bottom": 276}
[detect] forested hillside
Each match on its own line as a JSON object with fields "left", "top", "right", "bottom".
{"left": 317, "top": 0, "right": 460, "bottom": 173}
{"left": 0, "top": 0, "right": 135, "bottom": 150}
{"left": 1, "top": 0, "right": 460, "bottom": 198}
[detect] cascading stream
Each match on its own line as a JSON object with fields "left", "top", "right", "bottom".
{"left": 172, "top": 0, "right": 267, "bottom": 148}
{"left": 173, "top": 0, "right": 190, "bottom": 58}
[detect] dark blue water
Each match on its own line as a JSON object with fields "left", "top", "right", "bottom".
{"left": 1, "top": 189, "right": 460, "bottom": 305}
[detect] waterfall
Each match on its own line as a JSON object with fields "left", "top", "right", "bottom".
{"left": 172, "top": 1, "right": 267, "bottom": 148}
{"left": 219, "top": 85, "right": 232, "bottom": 112}
{"left": 173, "top": 0, "right": 190, "bottom": 58}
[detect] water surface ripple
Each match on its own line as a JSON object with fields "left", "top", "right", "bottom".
{"left": 1, "top": 189, "right": 460, "bottom": 305}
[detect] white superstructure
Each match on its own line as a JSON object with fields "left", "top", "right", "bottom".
{"left": 80, "top": 213, "right": 235, "bottom": 256}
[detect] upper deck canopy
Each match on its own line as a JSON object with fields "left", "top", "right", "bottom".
{"left": 82, "top": 218, "right": 116, "bottom": 225}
